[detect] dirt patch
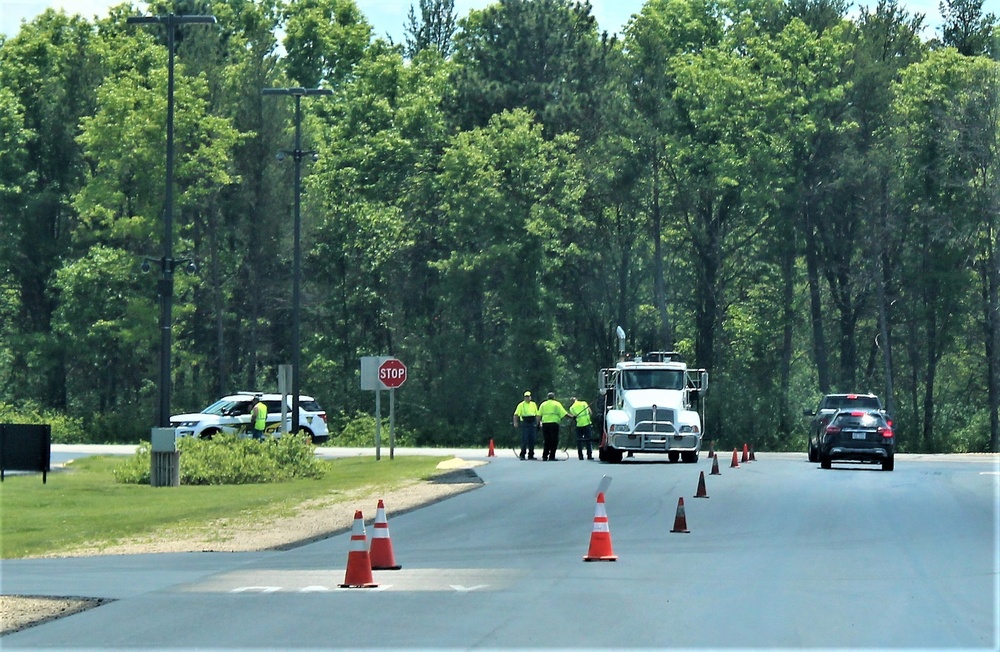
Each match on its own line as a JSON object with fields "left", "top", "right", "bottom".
{"left": 1, "top": 460, "right": 484, "bottom": 635}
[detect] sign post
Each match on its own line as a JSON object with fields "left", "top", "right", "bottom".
{"left": 361, "top": 356, "right": 407, "bottom": 460}
{"left": 378, "top": 359, "right": 407, "bottom": 460}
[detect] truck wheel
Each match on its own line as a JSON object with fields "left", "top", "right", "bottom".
{"left": 681, "top": 451, "right": 698, "bottom": 463}
{"left": 668, "top": 451, "right": 680, "bottom": 463}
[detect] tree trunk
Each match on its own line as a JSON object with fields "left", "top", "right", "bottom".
{"left": 804, "top": 197, "right": 830, "bottom": 392}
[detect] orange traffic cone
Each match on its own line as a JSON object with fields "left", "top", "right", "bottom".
{"left": 710, "top": 453, "right": 721, "bottom": 475}
{"left": 583, "top": 492, "right": 618, "bottom": 561}
{"left": 369, "top": 499, "right": 401, "bottom": 570}
{"left": 741, "top": 443, "right": 749, "bottom": 463}
{"left": 671, "top": 497, "right": 690, "bottom": 533}
{"left": 730, "top": 448, "right": 740, "bottom": 468}
{"left": 694, "top": 471, "right": 709, "bottom": 498}
{"left": 749, "top": 444, "right": 756, "bottom": 461}
{"left": 707, "top": 440, "right": 716, "bottom": 459}
{"left": 488, "top": 439, "right": 496, "bottom": 457}
{"left": 339, "top": 510, "right": 377, "bottom": 588}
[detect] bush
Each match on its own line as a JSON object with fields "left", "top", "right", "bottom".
{"left": 335, "top": 411, "right": 414, "bottom": 447}
{"left": 0, "top": 400, "right": 87, "bottom": 444}
{"left": 112, "top": 433, "right": 326, "bottom": 485}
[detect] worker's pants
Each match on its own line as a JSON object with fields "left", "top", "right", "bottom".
{"left": 541, "top": 422, "right": 560, "bottom": 460}
{"left": 519, "top": 422, "right": 537, "bottom": 459}
{"left": 576, "top": 425, "right": 593, "bottom": 459}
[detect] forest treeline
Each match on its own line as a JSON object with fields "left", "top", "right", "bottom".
{"left": 1, "top": 0, "right": 998, "bottom": 452}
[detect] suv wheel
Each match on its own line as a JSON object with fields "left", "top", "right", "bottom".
{"left": 882, "top": 456, "right": 894, "bottom": 472}
{"left": 200, "top": 428, "right": 220, "bottom": 440}
{"left": 820, "top": 456, "right": 831, "bottom": 470}
{"left": 807, "top": 443, "right": 818, "bottom": 463}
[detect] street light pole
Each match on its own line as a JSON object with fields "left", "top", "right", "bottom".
{"left": 128, "top": 13, "right": 217, "bottom": 428}
{"left": 262, "top": 87, "right": 331, "bottom": 434}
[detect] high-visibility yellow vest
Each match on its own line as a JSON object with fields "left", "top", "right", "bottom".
{"left": 252, "top": 402, "right": 268, "bottom": 430}
{"left": 539, "top": 399, "right": 567, "bottom": 424}
{"left": 514, "top": 400, "right": 538, "bottom": 419}
{"left": 569, "top": 400, "right": 592, "bottom": 427}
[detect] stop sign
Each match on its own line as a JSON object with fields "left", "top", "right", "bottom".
{"left": 378, "top": 358, "right": 407, "bottom": 389}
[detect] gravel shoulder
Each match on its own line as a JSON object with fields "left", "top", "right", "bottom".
{"left": 1, "top": 459, "right": 485, "bottom": 636}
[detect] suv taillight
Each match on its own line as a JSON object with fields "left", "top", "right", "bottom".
{"left": 878, "top": 426, "right": 893, "bottom": 438}
{"left": 825, "top": 425, "right": 841, "bottom": 434}
{"left": 319, "top": 413, "right": 327, "bottom": 423}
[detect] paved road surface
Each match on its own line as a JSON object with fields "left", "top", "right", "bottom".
{"left": 3, "top": 451, "right": 998, "bottom": 649}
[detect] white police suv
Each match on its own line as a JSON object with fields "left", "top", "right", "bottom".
{"left": 170, "top": 392, "right": 330, "bottom": 444}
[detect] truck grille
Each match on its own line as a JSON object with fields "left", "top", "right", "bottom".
{"left": 634, "top": 408, "right": 676, "bottom": 426}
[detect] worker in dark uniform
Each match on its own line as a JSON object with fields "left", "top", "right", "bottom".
{"left": 568, "top": 396, "right": 594, "bottom": 460}
{"left": 539, "top": 392, "right": 568, "bottom": 461}
{"left": 513, "top": 391, "right": 539, "bottom": 460}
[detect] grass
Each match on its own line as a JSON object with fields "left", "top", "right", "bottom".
{"left": 0, "top": 454, "right": 450, "bottom": 559}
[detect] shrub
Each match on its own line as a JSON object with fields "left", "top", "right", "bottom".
{"left": 0, "top": 401, "right": 87, "bottom": 444}
{"left": 335, "top": 411, "right": 414, "bottom": 447}
{"left": 112, "top": 433, "right": 326, "bottom": 485}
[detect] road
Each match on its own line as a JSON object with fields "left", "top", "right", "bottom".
{"left": 3, "top": 451, "right": 998, "bottom": 649}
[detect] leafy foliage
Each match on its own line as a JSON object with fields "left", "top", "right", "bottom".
{"left": 112, "top": 433, "right": 325, "bottom": 484}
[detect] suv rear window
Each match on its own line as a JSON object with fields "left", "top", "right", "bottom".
{"left": 299, "top": 400, "right": 323, "bottom": 412}
{"left": 828, "top": 396, "right": 881, "bottom": 410}
{"left": 832, "top": 412, "right": 887, "bottom": 429}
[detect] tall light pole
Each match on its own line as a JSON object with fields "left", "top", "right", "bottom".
{"left": 127, "top": 12, "right": 217, "bottom": 428}
{"left": 262, "top": 87, "right": 331, "bottom": 433}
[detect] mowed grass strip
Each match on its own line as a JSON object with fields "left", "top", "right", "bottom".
{"left": 0, "top": 455, "right": 449, "bottom": 559}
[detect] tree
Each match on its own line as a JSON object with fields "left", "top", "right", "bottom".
{"left": 450, "top": 0, "right": 613, "bottom": 142}
{"left": 404, "top": 0, "right": 457, "bottom": 59}
{"left": 280, "top": 0, "right": 371, "bottom": 88}
{"left": 939, "top": 0, "right": 997, "bottom": 56}
{"left": 0, "top": 10, "right": 102, "bottom": 410}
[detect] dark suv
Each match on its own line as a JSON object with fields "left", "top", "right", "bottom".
{"left": 816, "top": 410, "right": 895, "bottom": 471}
{"left": 805, "top": 394, "right": 885, "bottom": 462}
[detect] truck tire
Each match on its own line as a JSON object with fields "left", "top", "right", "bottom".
{"left": 681, "top": 451, "right": 698, "bottom": 463}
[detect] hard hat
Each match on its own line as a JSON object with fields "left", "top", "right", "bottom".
{"left": 524, "top": 391, "right": 531, "bottom": 396}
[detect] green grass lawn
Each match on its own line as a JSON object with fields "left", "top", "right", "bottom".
{"left": 0, "top": 455, "right": 449, "bottom": 559}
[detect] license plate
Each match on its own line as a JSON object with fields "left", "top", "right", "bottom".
{"left": 852, "top": 432, "right": 866, "bottom": 440}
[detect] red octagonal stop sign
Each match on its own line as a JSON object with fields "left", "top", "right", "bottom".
{"left": 378, "top": 358, "right": 407, "bottom": 389}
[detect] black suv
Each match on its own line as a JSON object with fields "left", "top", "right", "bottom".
{"left": 816, "top": 409, "right": 895, "bottom": 471}
{"left": 805, "top": 393, "right": 885, "bottom": 462}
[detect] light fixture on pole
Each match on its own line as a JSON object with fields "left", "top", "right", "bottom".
{"left": 262, "top": 86, "right": 332, "bottom": 434}
{"left": 127, "top": 12, "right": 217, "bottom": 428}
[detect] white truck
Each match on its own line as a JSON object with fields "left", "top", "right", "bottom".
{"left": 597, "top": 328, "right": 708, "bottom": 463}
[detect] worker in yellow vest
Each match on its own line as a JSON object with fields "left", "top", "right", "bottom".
{"left": 568, "top": 396, "right": 594, "bottom": 460}
{"left": 512, "top": 391, "right": 539, "bottom": 460}
{"left": 250, "top": 395, "right": 268, "bottom": 440}
{"left": 539, "top": 392, "right": 568, "bottom": 461}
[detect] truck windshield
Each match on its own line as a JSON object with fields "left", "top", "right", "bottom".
{"left": 621, "top": 369, "right": 685, "bottom": 390}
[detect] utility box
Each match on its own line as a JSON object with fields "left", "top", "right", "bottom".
{"left": 150, "top": 427, "right": 180, "bottom": 487}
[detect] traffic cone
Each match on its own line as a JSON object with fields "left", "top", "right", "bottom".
{"left": 583, "top": 492, "right": 618, "bottom": 561}
{"left": 671, "top": 497, "right": 690, "bottom": 533}
{"left": 731, "top": 448, "right": 740, "bottom": 468}
{"left": 741, "top": 443, "right": 749, "bottom": 463}
{"left": 707, "top": 440, "right": 715, "bottom": 459}
{"left": 710, "top": 453, "right": 721, "bottom": 475}
{"left": 369, "top": 499, "right": 402, "bottom": 570}
{"left": 694, "top": 471, "right": 709, "bottom": 498}
{"left": 750, "top": 444, "right": 756, "bottom": 461}
{"left": 487, "top": 439, "right": 496, "bottom": 457}
{"left": 339, "top": 510, "right": 377, "bottom": 588}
